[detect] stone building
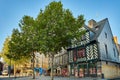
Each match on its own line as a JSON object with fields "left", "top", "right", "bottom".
{"left": 15, "top": 53, "right": 49, "bottom": 76}
{"left": 48, "top": 48, "right": 68, "bottom": 76}
{"left": 114, "top": 36, "right": 120, "bottom": 60}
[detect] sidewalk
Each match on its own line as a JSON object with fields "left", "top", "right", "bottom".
{"left": 108, "top": 77, "right": 120, "bottom": 80}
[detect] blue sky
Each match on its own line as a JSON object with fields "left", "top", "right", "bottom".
{"left": 0, "top": 0, "right": 120, "bottom": 51}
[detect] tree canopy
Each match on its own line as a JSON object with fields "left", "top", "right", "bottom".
{"left": 1, "top": 37, "right": 11, "bottom": 64}
{"left": 8, "top": 1, "right": 85, "bottom": 62}
{"left": 36, "top": 1, "right": 85, "bottom": 55}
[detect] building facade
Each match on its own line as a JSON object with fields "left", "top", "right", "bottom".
{"left": 114, "top": 36, "right": 120, "bottom": 60}
{"left": 48, "top": 48, "right": 69, "bottom": 76}
{"left": 14, "top": 53, "right": 49, "bottom": 76}
{"left": 67, "top": 18, "right": 120, "bottom": 79}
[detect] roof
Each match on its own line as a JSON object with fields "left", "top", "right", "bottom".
{"left": 84, "top": 18, "right": 108, "bottom": 41}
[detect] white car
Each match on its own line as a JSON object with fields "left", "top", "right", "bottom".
{"left": 2, "top": 70, "right": 8, "bottom": 76}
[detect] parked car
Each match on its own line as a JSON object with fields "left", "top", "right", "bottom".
{"left": 2, "top": 70, "right": 8, "bottom": 76}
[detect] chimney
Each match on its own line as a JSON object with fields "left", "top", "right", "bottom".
{"left": 88, "top": 19, "right": 96, "bottom": 28}
{"left": 113, "top": 36, "right": 118, "bottom": 44}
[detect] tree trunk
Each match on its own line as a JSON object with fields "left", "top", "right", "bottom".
{"left": 33, "top": 52, "right": 35, "bottom": 79}
{"left": 14, "top": 63, "right": 16, "bottom": 78}
{"left": 51, "top": 55, "right": 54, "bottom": 80}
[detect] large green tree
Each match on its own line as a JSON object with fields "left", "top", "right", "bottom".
{"left": 8, "top": 14, "right": 41, "bottom": 79}
{"left": 16, "top": 16, "right": 40, "bottom": 79}
{"left": 1, "top": 30, "right": 30, "bottom": 77}
{"left": 9, "top": 29, "right": 31, "bottom": 61}
{"left": 1, "top": 36, "right": 12, "bottom": 65}
{"left": 36, "top": 1, "right": 85, "bottom": 80}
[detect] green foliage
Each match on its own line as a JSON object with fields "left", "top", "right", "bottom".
{"left": 9, "top": 28, "right": 30, "bottom": 60}
{"left": 36, "top": 1, "right": 85, "bottom": 55}
{"left": 19, "top": 16, "right": 41, "bottom": 53}
{"left": 36, "top": 2, "right": 85, "bottom": 80}
{"left": 1, "top": 37, "right": 11, "bottom": 64}
{"left": 1, "top": 35, "right": 30, "bottom": 65}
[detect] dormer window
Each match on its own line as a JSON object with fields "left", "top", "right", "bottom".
{"left": 81, "top": 35, "right": 86, "bottom": 40}
{"left": 95, "top": 26, "right": 99, "bottom": 30}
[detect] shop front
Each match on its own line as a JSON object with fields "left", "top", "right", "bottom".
{"left": 69, "top": 63, "right": 78, "bottom": 77}
{"left": 89, "top": 63, "right": 97, "bottom": 77}
{"left": 61, "top": 68, "right": 68, "bottom": 76}
{"left": 77, "top": 62, "right": 97, "bottom": 78}
{"left": 57, "top": 67, "right": 61, "bottom": 76}
{"left": 77, "top": 63, "right": 87, "bottom": 77}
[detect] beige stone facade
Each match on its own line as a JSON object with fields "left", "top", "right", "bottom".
{"left": 101, "top": 61, "right": 120, "bottom": 79}
{"left": 14, "top": 53, "right": 49, "bottom": 76}
{"left": 35, "top": 53, "right": 49, "bottom": 69}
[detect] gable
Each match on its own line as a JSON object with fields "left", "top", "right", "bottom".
{"left": 97, "top": 19, "right": 119, "bottom": 62}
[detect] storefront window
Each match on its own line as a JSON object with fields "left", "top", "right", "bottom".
{"left": 73, "top": 50, "right": 77, "bottom": 61}
{"left": 69, "top": 50, "right": 73, "bottom": 63}
{"left": 97, "top": 67, "right": 101, "bottom": 77}
{"left": 75, "top": 68, "right": 78, "bottom": 77}
{"left": 72, "top": 69, "right": 74, "bottom": 75}
{"left": 79, "top": 68, "right": 84, "bottom": 77}
{"left": 84, "top": 68, "right": 87, "bottom": 76}
{"left": 89, "top": 63, "right": 97, "bottom": 77}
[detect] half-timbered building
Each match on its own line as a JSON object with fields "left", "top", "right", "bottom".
{"left": 67, "top": 18, "right": 120, "bottom": 78}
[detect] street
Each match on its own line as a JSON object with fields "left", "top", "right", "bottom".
{"left": 1, "top": 75, "right": 120, "bottom": 80}
{"left": 0, "top": 75, "right": 110, "bottom": 80}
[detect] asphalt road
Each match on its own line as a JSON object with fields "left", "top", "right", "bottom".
{"left": 0, "top": 75, "right": 119, "bottom": 80}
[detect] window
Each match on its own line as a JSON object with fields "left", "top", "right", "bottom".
{"left": 95, "top": 26, "right": 99, "bottom": 30}
{"left": 77, "top": 49, "right": 85, "bottom": 58}
{"left": 106, "top": 61, "right": 108, "bottom": 64}
{"left": 112, "top": 38, "right": 114, "bottom": 44}
{"left": 81, "top": 35, "right": 86, "bottom": 40}
{"left": 73, "top": 50, "right": 77, "bottom": 61}
{"left": 105, "top": 32, "right": 107, "bottom": 38}
{"left": 60, "top": 56, "right": 62, "bottom": 65}
{"left": 69, "top": 50, "right": 73, "bottom": 62}
{"left": 105, "top": 44, "right": 108, "bottom": 58}
{"left": 113, "top": 48, "right": 116, "bottom": 57}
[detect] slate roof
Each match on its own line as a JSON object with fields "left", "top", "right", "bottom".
{"left": 84, "top": 18, "right": 108, "bottom": 41}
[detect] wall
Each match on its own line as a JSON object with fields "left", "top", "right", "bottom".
{"left": 97, "top": 20, "right": 119, "bottom": 62}
{"left": 101, "top": 61, "right": 120, "bottom": 79}
{"left": 35, "top": 53, "right": 49, "bottom": 69}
